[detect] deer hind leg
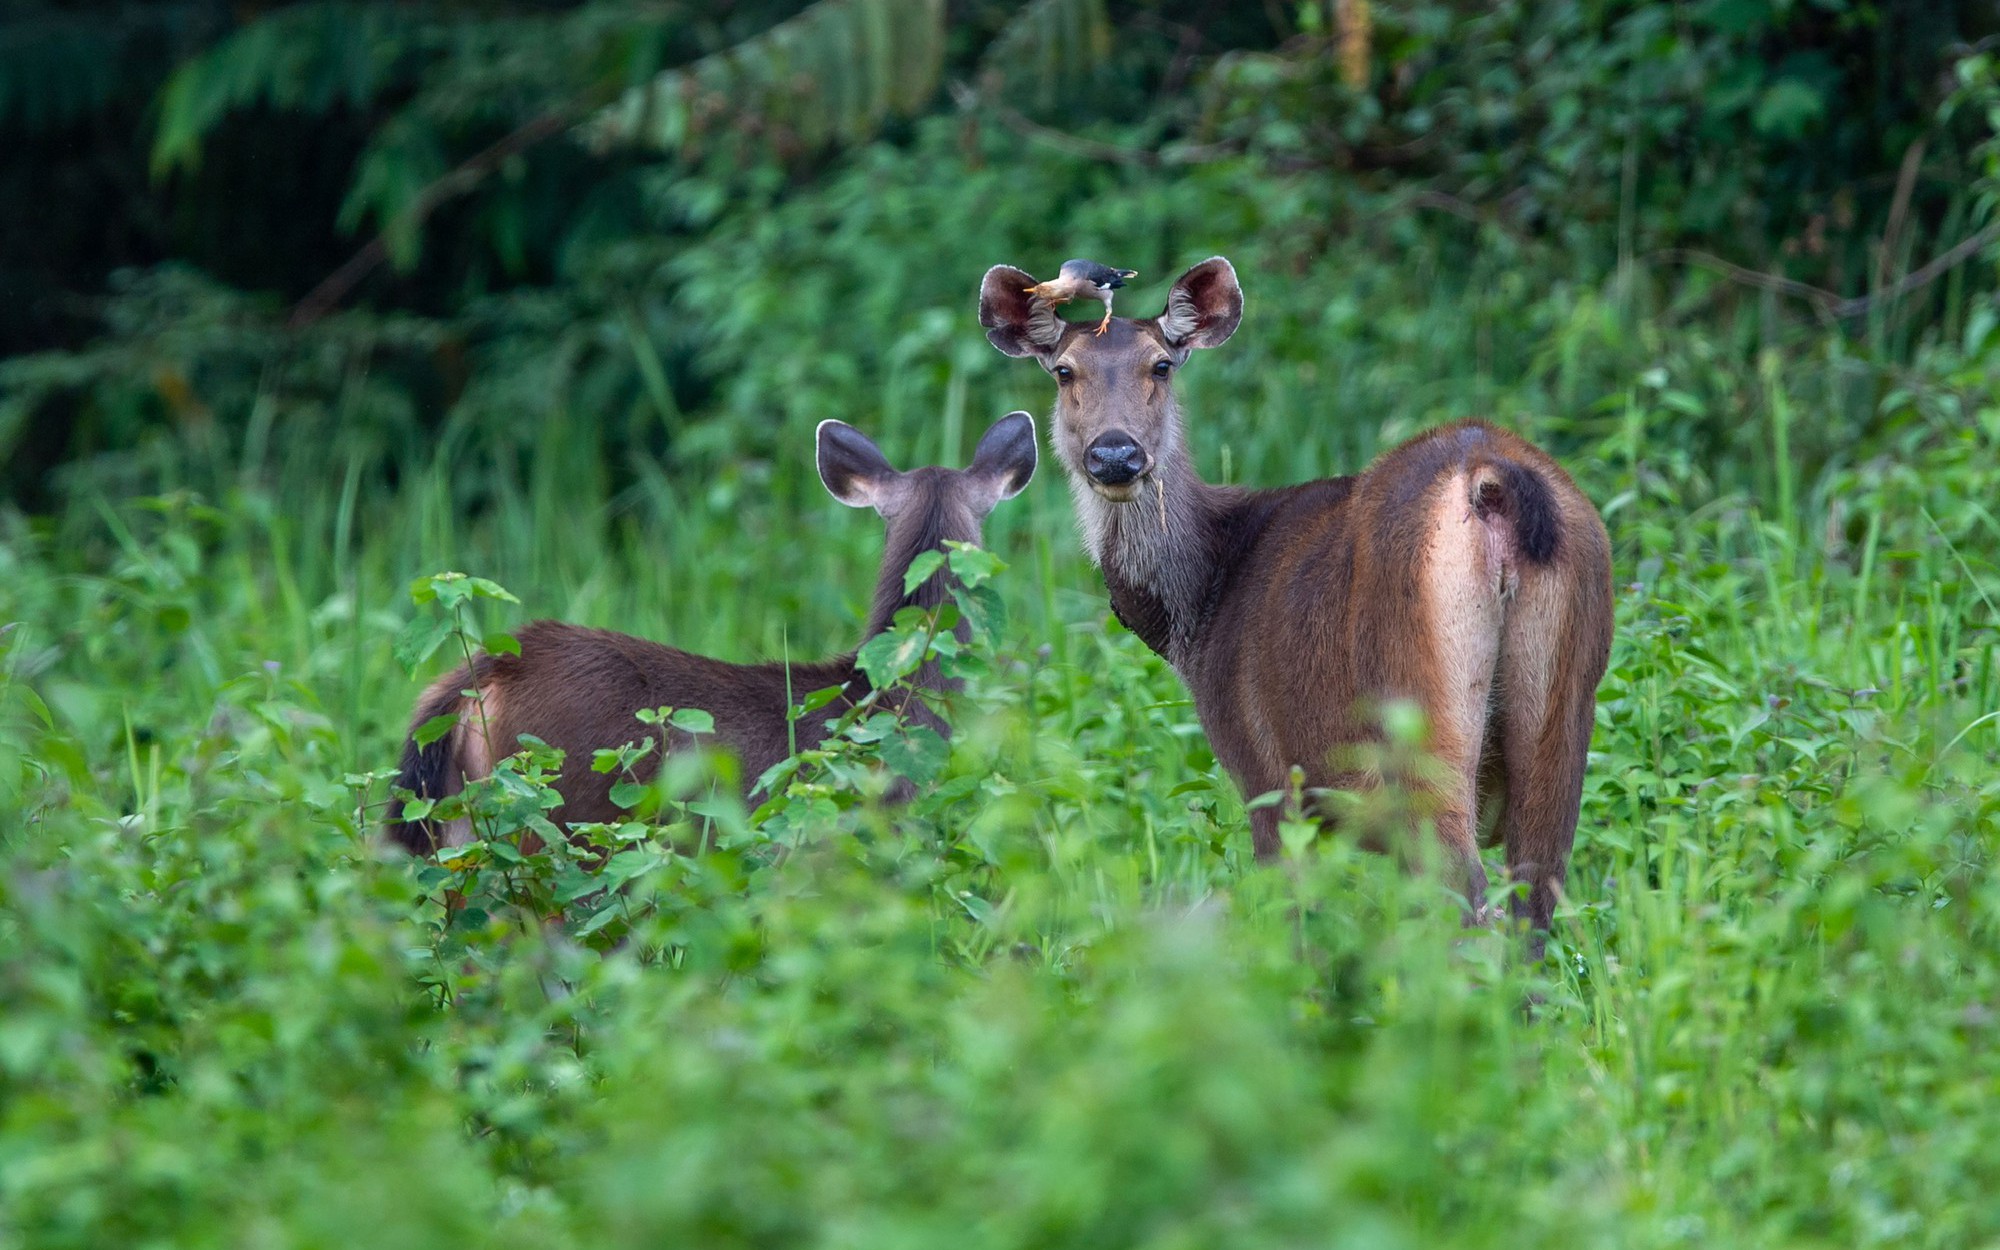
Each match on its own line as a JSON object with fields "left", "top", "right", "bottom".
{"left": 1493, "top": 567, "right": 1594, "bottom": 956}
{"left": 1418, "top": 473, "right": 1509, "bottom": 916}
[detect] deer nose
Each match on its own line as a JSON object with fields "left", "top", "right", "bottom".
{"left": 1085, "top": 432, "right": 1147, "bottom": 486}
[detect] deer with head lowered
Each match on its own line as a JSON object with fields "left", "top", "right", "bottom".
{"left": 981, "top": 258, "right": 1612, "bottom": 950}
{"left": 387, "top": 411, "right": 1037, "bottom": 853}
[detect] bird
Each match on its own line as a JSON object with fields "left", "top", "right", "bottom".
{"left": 1024, "top": 259, "right": 1140, "bottom": 335}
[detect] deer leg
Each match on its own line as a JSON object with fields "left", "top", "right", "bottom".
{"left": 1418, "top": 473, "right": 1507, "bottom": 920}
{"left": 1250, "top": 804, "right": 1282, "bottom": 861}
{"left": 1424, "top": 715, "right": 1493, "bottom": 922}
{"left": 1494, "top": 571, "right": 1594, "bottom": 959}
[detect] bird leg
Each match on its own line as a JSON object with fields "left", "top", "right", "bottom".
{"left": 1094, "top": 292, "right": 1114, "bottom": 335}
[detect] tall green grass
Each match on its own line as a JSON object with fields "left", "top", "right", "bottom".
{"left": 4, "top": 251, "right": 2000, "bottom": 1246}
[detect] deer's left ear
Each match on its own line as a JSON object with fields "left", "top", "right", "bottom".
{"left": 817, "top": 420, "right": 902, "bottom": 511}
{"left": 979, "top": 265, "right": 1065, "bottom": 360}
{"left": 1156, "top": 256, "right": 1242, "bottom": 351}
{"left": 968, "top": 410, "right": 1037, "bottom": 503}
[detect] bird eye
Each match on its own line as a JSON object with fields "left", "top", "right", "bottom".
{"left": 1055, "top": 364, "right": 1074, "bottom": 383}
{"left": 1152, "top": 360, "right": 1173, "bottom": 378}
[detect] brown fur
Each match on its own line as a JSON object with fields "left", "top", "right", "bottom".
{"left": 981, "top": 259, "right": 1613, "bottom": 949}
{"left": 387, "top": 413, "right": 1037, "bottom": 853}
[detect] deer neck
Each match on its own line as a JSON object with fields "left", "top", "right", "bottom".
{"left": 1066, "top": 440, "right": 1226, "bottom": 667}
{"left": 853, "top": 491, "right": 975, "bottom": 695}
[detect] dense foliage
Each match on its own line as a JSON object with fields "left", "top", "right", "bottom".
{"left": 6, "top": 1, "right": 2000, "bottom": 1245}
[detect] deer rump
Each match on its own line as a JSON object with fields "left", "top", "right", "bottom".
{"left": 1179, "top": 422, "right": 1607, "bottom": 876}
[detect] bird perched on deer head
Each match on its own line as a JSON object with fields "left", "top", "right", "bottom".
{"left": 1024, "top": 258, "right": 1140, "bottom": 335}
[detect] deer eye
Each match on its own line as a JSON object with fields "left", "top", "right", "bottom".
{"left": 1152, "top": 360, "right": 1173, "bottom": 378}
{"left": 1055, "top": 364, "right": 1074, "bottom": 383}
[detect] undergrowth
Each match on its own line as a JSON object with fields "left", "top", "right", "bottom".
{"left": 5, "top": 285, "right": 2000, "bottom": 1245}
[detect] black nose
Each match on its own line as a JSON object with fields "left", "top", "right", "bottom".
{"left": 1085, "top": 432, "right": 1147, "bottom": 486}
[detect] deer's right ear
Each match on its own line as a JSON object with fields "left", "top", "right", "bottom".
{"left": 968, "top": 411, "right": 1038, "bottom": 503}
{"left": 816, "top": 420, "right": 901, "bottom": 510}
{"left": 979, "top": 265, "right": 1064, "bottom": 359}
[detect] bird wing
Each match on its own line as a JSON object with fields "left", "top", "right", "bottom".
{"left": 1067, "top": 259, "right": 1133, "bottom": 289}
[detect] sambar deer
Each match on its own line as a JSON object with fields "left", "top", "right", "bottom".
{"left": 388, "top": 411, "right": 1037, "bottom": 853}
{"left": 980, "top": 258, "right": 1612, "bottom": 949}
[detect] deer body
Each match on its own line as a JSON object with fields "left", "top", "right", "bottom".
{"left": 388, "top": 413, "right": 1036, "bottom": 853}
{"left": 981, "top": 259, "right": 1612, "bottom": 945}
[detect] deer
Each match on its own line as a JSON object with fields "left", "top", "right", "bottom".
{"left": 387, "top": 411, "right": 1037, "bottom": 854}
{"left": 980, "top": 257, "right": 1613, "bottom": 951}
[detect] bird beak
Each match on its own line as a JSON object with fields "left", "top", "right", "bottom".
{"left": 1023, "top": 282, "right": 1051, "bottom": 298}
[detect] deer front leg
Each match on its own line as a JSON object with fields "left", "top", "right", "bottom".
{"left": 1248, "top": 804, "right": 1278, "bottom": 860}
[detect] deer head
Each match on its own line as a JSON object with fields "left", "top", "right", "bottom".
{"left": 980, "top": 257, "right": 1241, "bottom": 504}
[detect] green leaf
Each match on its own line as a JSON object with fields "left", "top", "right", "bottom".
{"left": 412, "top": 712, "right": 459, "bottom": 749}
{"left": 752, "top": 755, "right": 804, "bottom": 798}
{"left": 845, "top": 712, "right": 900, "bottom": 744}
{"left": 945, "top": 542, "right": 1004, "bottom": 588}
{"left": 793, "top": 684, "right": 848, "bottom": 719}
{"left": 464, "top": 577, "right": 519, "bottom": 604}
{"left": 670, "top": 707, "right": 716, "bottom": 735}
{"left": 956, "top": 890, "right": 996, "bottom": 925}
{"left": 593, "top": 739, "right": 655, "bottom": 774}
{"left": 881, "top": 724, "right": 948, "bottom": 785}
{"left": 483, "top": 631, "right": 521, "bottom": 657}
{"left": 432, "top": 578, "right": 474, "bottom": 610}
{"left": 408, "top": 572, "right": 462, "bottom": 606}
{"left": 957, "top": 583, "right": 1007, "bottom": 639}
{"left": 856, "top": 624, "right": 931, "bottom": 689}
{"left": 574, "top": 902, "right": 627, "bottom": 937}
{"left": 485, "top": 839, "right": 528, "bottom": 866}
{"left": 600, "top": 847, "right": 666, "bottom": 892}
{"left": 609, "top": 780, "right": 651, "bottom": 811}
{"left": 392, "top": 613, "right": 458, "bottom": 673}
{"left": 555, "top": 865, "right": 605, "bottom": 904}
{"left": 901, "top": 549, "right": 946, "bottom": 594}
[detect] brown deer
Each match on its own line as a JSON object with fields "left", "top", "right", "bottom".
{"left": 387, "top": 411, "right": 1037, "bottom": 853}
{"left": 980, "top": 257, "right": 1612, "bottom": 948}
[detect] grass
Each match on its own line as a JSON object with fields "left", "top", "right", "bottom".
{"left": 3, "top": 254, "right": 2000, "bottom": 1247}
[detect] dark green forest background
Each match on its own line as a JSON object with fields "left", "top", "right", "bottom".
{"left": 6, "top": 0, "right": 1996, "bottom": 518}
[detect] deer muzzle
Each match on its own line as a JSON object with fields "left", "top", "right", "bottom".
{"left": 1084, "top": 430, "right": 1150, "bottom": 494}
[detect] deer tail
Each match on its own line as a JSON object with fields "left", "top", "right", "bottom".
{"left": 1470, "top": 454, "right": 1561, "bottom": 566}
{"left": 386, "top": 660, "right": 491, "bottom": 854}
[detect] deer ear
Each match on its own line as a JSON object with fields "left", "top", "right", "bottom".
{"left": 1156, "top": 256, "right": 1242, "bottom": 351}
{"left": 979, "top": 265, "right": 1065, "bottom": 359}
{"left": 967, "top": 411, "right": 1037, "bottom": 503}
{"left": 816, "top": 420, "right": 901, "bottom": 511}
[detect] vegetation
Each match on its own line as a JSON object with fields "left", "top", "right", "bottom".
{"left": 5, "top": 1, "right": 2000, "bottom": 1245}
